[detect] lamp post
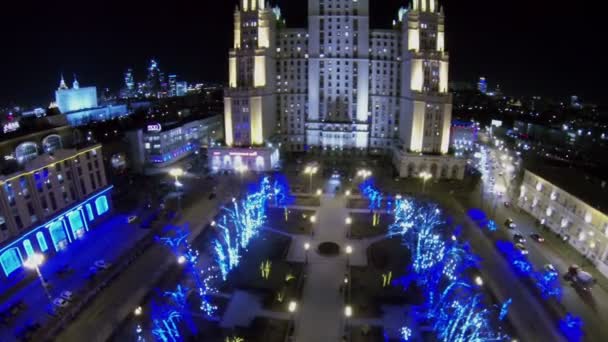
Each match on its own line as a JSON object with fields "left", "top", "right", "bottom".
{"left": 304, "top": 165, "right": 319, "bottom": 194}
{"left": 23, "top": 253, "right": 52, "bottom": 302}
{"left": 345, "top": 245, "right": 353, "bottom": 266}
{"left": 304, "top": 242, "right": 311, "bottom": 264}
{"left": 169, "top": 168, "right": 184, "bottom": 212}
{"left": 357, "top": 169, "right": 372, "bottom": 180}
{"left": 419, "top": 171, "right": 432, "bottom": 194}
{"left": 286, "top": 301, "right": 298, "bottom": 342}
{"left": 236, "top": 164, "right": 248, "bottom": 188}
{"left": 344, "top": 305, "right": 353, "bottom": 339}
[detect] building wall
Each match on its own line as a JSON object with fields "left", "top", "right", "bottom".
{"left": 223, "top": 0, "right": 454, "bottom": 169}
{"left": 393, "top": 151, "right": 466, "bottom": 180}
{"left": 55, "top": 87, "right": 98, "bottom": 114}
{"left": 518, "top": 170, "right": 608, "bottom": 276}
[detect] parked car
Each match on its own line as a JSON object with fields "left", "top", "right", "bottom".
{"left": 530, "top": 233, "right": 545, "bottom": 243}
{"left": 53, "top": 298, "right": 69, "bottom": 308}
{"left": 60, "top": 290, "right": 74, "bottom": 301}
{"left": 127, "top": 215, "right": 138, "bottom": 224}
{"left": 564, "top": 265, "right": 596, "bottom": 291}
{"left": 504, "top": 218, "right": 516, "bottom": 229}
{"left": 513, "top": 233, "right": 526, "bottom": 244}
{"left": 504, "top": 201, "right": 511, "bottom": 208}
{"left": 94, "top": 260, "right": 110, "bottom": 270}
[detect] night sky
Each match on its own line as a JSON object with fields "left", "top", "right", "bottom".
{"left": 0, "top": 0, "right": 603, "bottom": 107}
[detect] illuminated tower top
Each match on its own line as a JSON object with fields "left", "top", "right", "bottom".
{"left": 58, "top": 74, "right": 68, "bottom": 90}
{"left": 72, "top": 74, "right": 80, "bottom": 89}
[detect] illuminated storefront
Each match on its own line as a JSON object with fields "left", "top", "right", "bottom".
{"left": 208, "top": 147, "right": 280, "bottom": 172}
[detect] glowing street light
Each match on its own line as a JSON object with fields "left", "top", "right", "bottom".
{"left": 169, "top": 168, "right": 184, "bottom": 211}
{"left": 23, "top": 253, "right": 51, "bottom": 301}
{"left": 345, "top": 245, "right": 353, "bottom": 266}
{"left": 304, "top": 165, "right": 319, "bottom": 193}
{"left": 288, "top": 300, "right": 298, "bottom": 313}
{"left": 177, "top": 255, "right": 187, "bottom": 264}
{"left": 345, "top": 189, "right": 351, "bottom": 196}
{"left": 474, "top": 276, "right": 484, "bottom": 286}
{"left": 357, "top": 169, "right": 372, "bottom": 179}
{"left": 304, "top": 242, "right": 311, "bottom": 264}
{"left": 344, "top": 305, "right": 353, "bottom": 317}
{"left": 316, "top": 188, "right": 323, "bottom": 196}
{"left": 345, "top": 217, "right": 352, "bottom": 225}
{"left": 134, "top": 306, "right": 143, "bottom": 316}
{"left": 419, "top": 171, "right": 433, "bottom": 193}
{"left": 310, "top": 215, "right": 317, "bottom": 224}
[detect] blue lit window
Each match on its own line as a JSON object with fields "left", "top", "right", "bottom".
{"left": 36, "top": 232, "right": 48, "bottom": 252}
{"left": 1, "top": 248, "right": 23, "bottom": 277}
{"left": 95, "top": 195, "right": 109, "bottom": 215}
{"left": 49, "top": 221, "right": 68, "bottom": 251}
{"left": 68, "top": 212, "right": 84, "bottom": 237}
{"left": 86, "top": 204, "right": 95, "bottom": 221}
{"left": 23, "top": 240, "right": 35, "bottom": 258}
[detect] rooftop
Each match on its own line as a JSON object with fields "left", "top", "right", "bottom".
{"left": 524, "top": 160, "right": 608, "bottom": 214}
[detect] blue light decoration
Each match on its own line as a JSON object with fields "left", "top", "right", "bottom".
{"left": 495, "top": 240, "right": 534, "bottom": 277}
{"left": 533, "top": 268, "right": 562, "bottom": 301}
{"left": 213, "top": 176, "right": 274, "bottom": 280}
{"left": 559, "top": 313, "right": 584, "bottom": 342}
{"left": 360, "top": 179, "right": 383, "bottom": 212}
{"left": 499, "top": 298, "right": 512, "bottom": 321}
{"left": 387, "top": 196, "right": 509, "bottom": 341}
{"left": 157, "top": 225, "right": 219, "bottom": 320}
{"left": 487, "top": 220, "right": 497, "bottom": 232}
{"left": 151, "top": 308, "right": 182, "bottom": 342}
{"left": 400, "top": 326, "right": 412, "bottom": 341}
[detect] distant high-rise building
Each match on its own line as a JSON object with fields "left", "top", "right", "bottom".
{"left": 145, "top": 59, "right": 165, "bottom": 98}
{"left": 124, "top": 68, "right": 135, "bottom": 95}
{"left": 176, "top": 81, "right": 188, "bottom": 97}
{"left": 570, "top": 95, "right": 582, "bottom": 109}
{"left": 478, "top": 77, "right": 488, "bottom": 94}
{"left": 168, "top": 74, "right": 178, "bottom": 97}
{"left": 220, "top": 0, "right": 463, "bottom": 178}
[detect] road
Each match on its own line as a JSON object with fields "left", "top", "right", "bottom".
{"left": 0, "top": 214, "right": 148, "bottom": 342}
{"left": 54, "top": 172, "right": 242, "bottom": 342}
{"left": 478, "top": 142, "right": 608, "bottom": 341}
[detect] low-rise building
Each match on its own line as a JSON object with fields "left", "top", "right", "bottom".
{"left": 125, "top": 115, "right": 223, "bottom": 174}
{"left": 0, "top": 145, "right": 112, "bottom": 280}
{"left": 518, "top": 166, "right": 608, "bottom": 276}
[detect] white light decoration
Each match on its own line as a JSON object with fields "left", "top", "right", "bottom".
{"left": 546, "top": 207, "right": 553, "bottom": 217}
{"left": 585, "top": 213, "right": 592, "bottom": 224}
{"left": 536, "top": 182, "right": 543, "bottom": 192}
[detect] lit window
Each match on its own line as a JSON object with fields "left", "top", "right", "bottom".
{"left": 95, "top": 195, "right": 109, "bottom": 215}
{"left": 36, "top": 232, "right": 48, "bottom": 252}
{"left": 1, "top": 248, "right": 23, "bottom": 277}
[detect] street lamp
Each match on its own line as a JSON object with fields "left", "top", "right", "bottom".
{"left": 288, "top": 300, "right": 298, "bottom": 313}
{"left": 474, "top": 276, "right": 484, "bottom": 286}
{"left": 419, "top": 171, "right": 432, "bottom": 194}
{"left": 344, "top": 305, "right": 353, "bottom": 334}
{"left": 177, "top": 255, "right": 187, "bottom": 264}
{"left": 345, "top": 190, "right": 351, "bottom": 197}
{"left": 304, "top": 165, "right": 319, "bottom": 194}
{"left": 316, "top": 188, "right": 323, "bottom": 196}
{"left": 304, "top": 242, "right": 311, "bottom": 264}
{"left": 310, "top": 215, "right": 317, "bottom": 224}
{"left": 169, "top": 168, "right": 184, "bottom": 212}
{"left": 134, "top": 306, "right": 143, "bottom": 316}
{"left": 345, "top": 245, "right": 353, "bottom": 266}
{"left": 23, "top": 253, "right": 52, "bottom": 301}
{"left": 357, "top": 169, "right": 372, "bottom": 179}
{"left": 345, "top": 217, "right": 352, "bottom": 225}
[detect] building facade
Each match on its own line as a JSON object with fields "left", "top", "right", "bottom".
{"left": 223, "top": 0, "right": 462, "bottom": 177}
{"left": 55, "top": 76, "right": 98, "bottom": 114}
{"left": 518, "top": 169, "right": 608, "bottom": 277}
{"left": 0, "top": 145, "right": 112, "bottom": 280}
{"left": 126, "top": 116, "right": 223, "bottom": 174}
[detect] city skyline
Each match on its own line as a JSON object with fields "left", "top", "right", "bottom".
{"left": 0, "top": 0, "right": 604, "bottom": 106}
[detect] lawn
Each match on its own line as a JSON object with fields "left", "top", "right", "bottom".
{"left": 267, "top": 207, "right": 315, "bottom": 235}
{"left": 349, "top": 212, "right": 391, "bottom": 239}
{"left": 349, "top": 238, "right": 422, "bottom": 319}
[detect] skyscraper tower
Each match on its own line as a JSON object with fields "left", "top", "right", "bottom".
{"left": 398, "top": 0, "right": 452, "bottom": 154}
{"left": 478, "top": 77, "right": 488, "bottom": 94}
{"left": 224, "top": 0, "right": 278, "bottom": 147}
{"left": 220, "top": 0, "right": 463, "bottom": 178}
{"left": 146, "top": 59, "right": 163, "bottom": 98}
{"left": 124, "top": 68, "right": 135, "bottom": 93}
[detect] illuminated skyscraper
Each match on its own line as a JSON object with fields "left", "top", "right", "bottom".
{"left": 478, "top": 77, "right": 488, "bottom": 94}
{"left": 169, "top": 74, "right": 177, "bottom": 97}
{"left": 223, "top": 0, "right": 463, "bottom": 178}
{"left": 122, "top": 68, "right": 136, "bottom": 98}
{"left": 145, "top": 59, "right": 167, "bottom": 98}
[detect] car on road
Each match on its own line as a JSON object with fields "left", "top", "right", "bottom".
{"left": 60, "top": 290, "right": 74, "bottom": 301}
{"left": 504, "top": 201, "right": 511, "bottom": 207}
{"left": 504, "top": 218, "right": 516, "bottom": 229}
{"left": 94, "top": 260, "right": 111, "bottom": 270}
{"left": 513, "top": 233, "right": 526, "bottom": 244}
{"left": 127, "top": 215, "right": 138, "bottom": 224}
{"left": 530, "top": 233, "right": 545, "bottom": 243}
{"left": 53, "top": 298, "right": 69, "bottom": 308}
{"left": 515, "top": 243, "right": 529, "bottom": 255}
{"left": 544, "top": 264, "right": 558, "bottom": 274}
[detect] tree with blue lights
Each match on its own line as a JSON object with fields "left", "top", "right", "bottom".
{"left": 533, "top": 268, "right": 562, "bottom": 301}
{"left": 150, "top": 303, "right": 183, "bottom": 342}
{"left": 559, "top": 313, "right": 584, "bottom": 342}
{"left": 360, "top": 179, "right": 383, "bottom": 226}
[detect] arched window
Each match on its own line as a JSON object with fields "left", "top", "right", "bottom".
{"left": 36, "top": 232, "right": 48, "bottom": 252}
{"left": 42, "top": 134, "right": 63, "bottom": 153}
{"left": 15, "top": 142, "right": 39, "bottom": 164}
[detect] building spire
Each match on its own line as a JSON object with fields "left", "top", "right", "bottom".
{"left": 72, "top": 73, "right": 80, "bottom": 89}
{"left": 59, "top": 74, "right": 68, "bottom": 90}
